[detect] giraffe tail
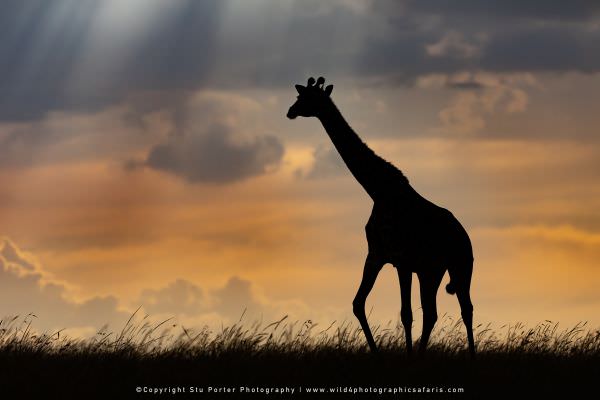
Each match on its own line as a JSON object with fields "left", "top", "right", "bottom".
{"left": 445, "top": 282, "right": 457, "bottom": 295}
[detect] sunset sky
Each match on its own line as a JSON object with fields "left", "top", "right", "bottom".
{"left": 1, "top": 0, "right": 600, "bottom": 338}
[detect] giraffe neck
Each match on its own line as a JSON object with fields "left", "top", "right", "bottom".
{"left": 317, "top": 99, "right": 407, "bottom": 200}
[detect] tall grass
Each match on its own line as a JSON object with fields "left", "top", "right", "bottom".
{"left": 1, "top": 311, "right": 598, "bottom": 359}
{"left": 1, "top": 312, "right": 599, "bottom": 399}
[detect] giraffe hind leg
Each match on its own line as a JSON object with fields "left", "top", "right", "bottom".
{"left": 449, "top": 260, "right": 476, "bottom": 358}
{"left": 457, "top": 288, "right": 475, "bottom": 358}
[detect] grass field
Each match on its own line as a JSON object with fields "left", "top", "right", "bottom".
{"left": 0, "top": 312, "right": 598, "bottom": 399}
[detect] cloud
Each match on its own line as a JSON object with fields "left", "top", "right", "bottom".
{"left": 420, "top": 73, "right": 536, "bottom": 134}
{"left": 0, "top": 0, "right": 224, "bottom": 121}
{"left": 300, "top": 145, "right": 346, "bottom": 180}
{"left": 0, "top": 237, "right": 310, "bottom": 333}
{"left": 139, "top": 279, "right": 206, "bottom": 317}
{"left": 445, "top": 81, "right": 484, "bottom": 90}
{"left": 426, "top": 31, "right": 481, "bottom": 59}
{"left": 357, "top": 2, "right": 600, "bottom": 84}
{"left": 129, "top": 90, "right": 285, "bottom": 184}
{"left": 138, "top": 276, "right": 262, "bottom": 320}
{"left": 2, "top": 0, "right": 600, "bottom": 122}
{"left": 0, "top": 86, "right": 285, "bottom": 184}
{"left": 475, "top": 225, "right": 600, "bottom": 247}
{"left": 0, "top": 105, "right": 151, "bottom": 168}
{"left": 0, "top": 238, "right": 37, "bottom": 273}
{"left": 480, "top": 26, "right": 600, "bottom": 73}
{"left": 0, "top": 237, "right": 129, "bottom": 333}
{"left": 212, "top": 276, "right": 264, "bottom": 320}
{"left": 405, "top": 0, "right": 600, "bottom": 22}
{"left": 137, "top": 276, "right": 291, "bottom": 325}
{"left": 0, "top": 0, "right": 361, "bottom": 120}
{"left": 142, "top": 124, "right": 284, "bottom": 184}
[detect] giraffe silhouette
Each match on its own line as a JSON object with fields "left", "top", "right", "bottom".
{"left": 287, "top": 77, "right": 476, "bottom": 357}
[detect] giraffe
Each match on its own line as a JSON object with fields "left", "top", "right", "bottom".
{"left": 287, "top": 77, "right": 476, "bottom": 357}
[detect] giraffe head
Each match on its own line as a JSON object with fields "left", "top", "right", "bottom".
{"left": 287, "top": 76, "right": 334, "bottom": 119}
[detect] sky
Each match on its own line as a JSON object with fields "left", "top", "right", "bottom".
{"left": 1, "top": 0, "right": 600, "bottom": 338}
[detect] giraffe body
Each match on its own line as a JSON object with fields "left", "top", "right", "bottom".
{"left": 287, "top": 77, "right": 476, "bottom": 357}
{"left": 367, "top": 196, "right": 472, "bottom": 274}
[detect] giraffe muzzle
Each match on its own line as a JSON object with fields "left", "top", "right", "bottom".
{"left": 286, "top": 107, "right": 298, "bottom": 119}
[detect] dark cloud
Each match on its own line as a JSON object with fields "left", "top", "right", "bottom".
{"left": 0, "top": 1, "right": 97, "bottom": 120}
{"left": 446, "top": 81, "right": 484, "bottom": 90}
{"left": 355, "top": 32, "right": 475, "bottom": 85}
{"left": 0, "top": 0, "right": 222, "bottom": 120}
{"left": 0, "top": 83, "right": 285, "bottom": 183}
{"left": 0, "top": 0, "right": 361, "bottom": 121}
{"left": 1, "top": 0, "right": 600, "bottom": 122}
{"left": 356, "top": 1, "right": 600, "bottom": 84}
{"left": 0, "top": 119, "right": 80, "bottom": 168}
{"left": 481, "top": 26, "right": 600, "bottom": 73}
{"left": 405, "top": 0, "right": 600, "bottom": 21}
{"left": 357, "top": 17, "right": 600, "bottom": 84}
{"left": 142, "top": 124, "right": 284, "bottom": 184}
{"left": 0, "top": 106, "right": 149, "bottom": 168}
{"left": 210, "top": 1, "right": 361, "bottom": 88}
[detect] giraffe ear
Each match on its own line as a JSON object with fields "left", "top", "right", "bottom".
{"left": 324, "top": 84, "right": 334, "bottom": 96}
{"left": 295, "top": 84, "right": 306, "bottom": 95}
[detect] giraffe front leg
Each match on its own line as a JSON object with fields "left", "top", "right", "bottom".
{"left": 353, "top": 255, "right": 383, "bottom": 352}
{"left": 397, "top": 266, "right": 413, "bottom": 355}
